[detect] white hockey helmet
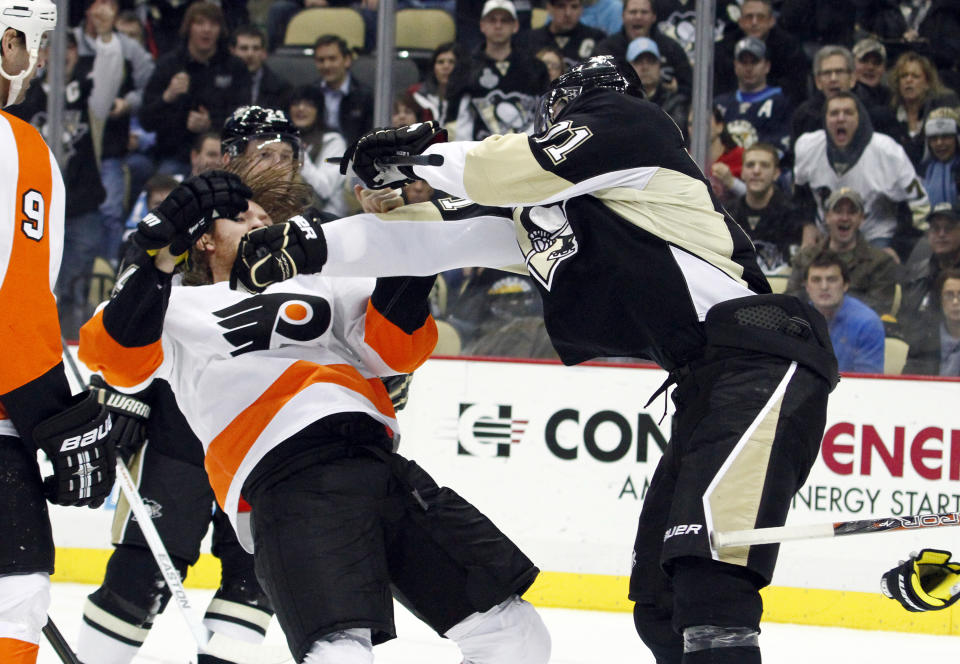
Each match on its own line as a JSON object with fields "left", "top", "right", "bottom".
{"left": 0, "top": 0, "right": 57, "bottom": 106}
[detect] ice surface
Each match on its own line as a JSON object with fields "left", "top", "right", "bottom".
{"left": 40, "top": 583, "right": 957, "bottom": 663}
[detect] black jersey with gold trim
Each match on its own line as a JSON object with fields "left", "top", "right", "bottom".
{"left": 417, "top": 89, "right": 772, "bottom": 368}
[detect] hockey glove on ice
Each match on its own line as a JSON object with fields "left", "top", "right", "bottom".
{"left": 340, "top": 121, "right": 447, "bottom": 189}
{"left": 34, "top": 392, "right": 116, "bottom": 508}
{"left": 89, "top": 375, "right": 151, "bottom": 465}
{"left": 230, "top": 214, "right": 328, "bottom": 293}
{"left": 881, "top": 549, "right": 960, "bottom": 611}
{"left": 134, "top": 170, "right": 252, "bottom": 260}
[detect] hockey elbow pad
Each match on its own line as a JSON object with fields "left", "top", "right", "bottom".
{"left": 881, "top": 549, "right": 960, "bottom": 612}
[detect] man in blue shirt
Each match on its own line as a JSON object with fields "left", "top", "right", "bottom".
{"left": 805, "top": 250, "right": 885, "bottom": 373}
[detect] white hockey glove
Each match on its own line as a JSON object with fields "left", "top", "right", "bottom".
{"left": 339, "top": 121, "right": 447, "bottom": 189}
{"left": 881, "top": 549, "right": 960, "bottom": 612}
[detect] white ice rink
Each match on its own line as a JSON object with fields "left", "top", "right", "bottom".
{"left": 40, "top": 583, "right": 958, "bottom": 663}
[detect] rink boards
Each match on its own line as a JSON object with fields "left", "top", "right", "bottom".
{"left": 51, "top": 353, "right": 960, "bottom": 635}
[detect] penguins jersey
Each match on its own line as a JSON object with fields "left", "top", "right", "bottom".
{"left": 794, "top": 129, "right": 930, "bottom": 242}
{"left": 0, "top": 110, "right": 68, "bottom": 438}
{"left": 322, "top": 89, "right": 770, "bottom": 369}
{"left": 79, "top": 271, "right": 437, "bottom": 550}
{"left": 714, "top": 87, "right": 793, "bottom": 156}
{"left": 453, "top": 50, "right": 551, "bottom": 142}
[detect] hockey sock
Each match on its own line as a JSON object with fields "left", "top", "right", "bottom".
{"left": 682, "top": 625, "right": 760, "bottom": 664}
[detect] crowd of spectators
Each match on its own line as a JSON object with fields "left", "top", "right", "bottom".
{"left": 35, "top": 0, "right": 960, "bottom": 378}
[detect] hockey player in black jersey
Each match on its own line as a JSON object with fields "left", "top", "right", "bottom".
{"left": 232, "top": 55, "right": 840, "bottom": 664}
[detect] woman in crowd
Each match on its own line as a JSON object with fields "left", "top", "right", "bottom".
{"left": 889, "top": 51, "right": 959, "bottom": 168}
{"left": 920, "top": 107, "right": 960, "bottom": 208}
{"left": 288, "top": 86, "right": 347, "bottom": 217}
{"left": 535, "top": 45, "right": 566, "bottom": 82}
{"left": 407, "top": 42, "right": 459, "bottom": 129}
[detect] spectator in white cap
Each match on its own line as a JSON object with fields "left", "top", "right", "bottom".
{"left": 452, "top": 0, "right": 550, "bottom": 141}
{"left": 920, "top": 107, "right": 960, "bottom": 208}
{"left": 626, "top": 36, "right": 687, "bottom": 130}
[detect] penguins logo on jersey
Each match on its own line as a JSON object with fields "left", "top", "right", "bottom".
{"left": 516, "top": 205, "right": 578, "bottom": 291}
{"left": 213, "top": 293, "right": 332, "bottom": 356}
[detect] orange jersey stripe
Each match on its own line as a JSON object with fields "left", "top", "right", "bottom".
{"left": 0, "top": 111, "right": 60, "bottom": 397}
{"left": 0, "top": 637, "right": 39, "bottom": 663}
{"left": 205, "top": 360, "right": 395, "bottom": 508}
{"left": 363, "top": 301, "right": 437, "bottom": 373}
{"left": 78, "top": 309, "right": 164, "bottom": 388}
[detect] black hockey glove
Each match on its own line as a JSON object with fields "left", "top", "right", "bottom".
{"left": 339, "top": 121, "right": 447, "bottom": 189}
{"left": 881, "top": 549, "right": 960, "bottom": 612}
{"left": 383, "top": 373, "right": 413, "bottom": 411}
{"left": 89, "top": 375, "right": 151, "bottom": 465}
{"left": 33, "top": 392, "right": 116, "bottom": 508}
{"left": 133, "top": 170, "right": 252, "bottom": 260}
{"left": 230, "top": 214, "right": 328, "bottom": 293}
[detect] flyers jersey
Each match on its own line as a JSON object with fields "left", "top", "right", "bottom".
{"left": 0, "top": 110, "right": 67, "bottom": 438}
{"left": 80, "top": 274, "right": 437, "bottom": 550}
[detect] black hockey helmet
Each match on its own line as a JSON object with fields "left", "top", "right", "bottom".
{"left": 222, "top": 105, "right": 303, "bottom": 162}
{"left": 534, "top": 55, "right": 645, "bottom": 134}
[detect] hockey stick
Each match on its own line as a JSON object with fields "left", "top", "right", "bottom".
{"left": 115, "top": 461, "right": 291, "bottom": 664}
{"left": 325, "top": 154, "right": 445, "bottom": 167}
{"left": 59, "top": 340, "right": 291, "bottom": 664}
{"left": 43, "top": 617, "right": 81, "bottom": 664}
{"left": 712, "top": 511, "right": 960, "bottom": 549}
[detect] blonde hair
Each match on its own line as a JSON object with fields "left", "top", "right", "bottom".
{"left": 889, "top": 51, "right": 951, "bottom": 110}
{"left": 180, "top": 161, "right": 314, "bottom": 286}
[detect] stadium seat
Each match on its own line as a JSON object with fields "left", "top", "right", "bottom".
{"left": 890, "top": 283, "right": 902, "bottom": 318}
{"left": 433, "top": 320, "right": 462, "bottom": 356}
{"left": 265, "top": 49, "right": 318, "bottom": 89}
{"left": 884, "top": 337, "right": 909, "bottom": 375}
{"left": 351, "top": 54, "right": 420, "bottom": 95}
{"left": 284, "top": 8, "right": 366, "bottom": 50}
{"left": 396, "top": 9, "right": 455, "bottom": 52}
{"left": 531, "top": 8, "right": 548, "bottom": 29}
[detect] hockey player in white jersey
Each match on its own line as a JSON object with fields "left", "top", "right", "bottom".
{"left": 231, "top": 56, "right": 838, "bottom": 664}
{"left": 0, "top": 3, "right": 120, "bottom": 663}
{"left": 79, "top": 166, "right": 550, "bottom": 663}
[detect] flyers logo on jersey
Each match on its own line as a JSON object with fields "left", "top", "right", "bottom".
{"left": 213, "top": 293, "right": 332, "bottom": 356}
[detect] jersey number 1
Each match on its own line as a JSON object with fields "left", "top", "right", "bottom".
{"left": 21, "top": 189, "right": 44, "bottom": 241}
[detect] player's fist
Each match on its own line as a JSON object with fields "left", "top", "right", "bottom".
{"left": 340, "top": 121, "right": 446, "bottom": 189}
{"left": 231, "top": 214, "right": 328, "bottom": 293}
{"left": 89, "top": 375, "right": 151, "bottom": 465}
{"left": 34, "top": 392, "right": 116, "bottom": 509}
{"left": 134, "top": 171, "right": 252, "bottom": 259}
{"left": 881, "top": 549, "right": 960, "bottom": 612}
